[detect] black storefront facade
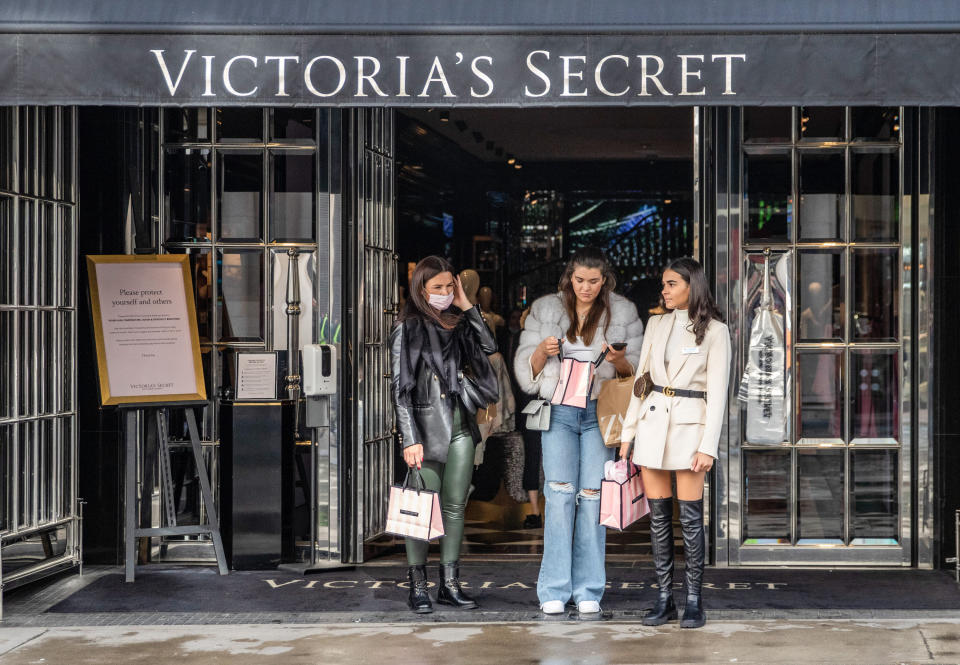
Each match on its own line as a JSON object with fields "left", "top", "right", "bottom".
{"left": 3, "top": 2, "right": 960, "bottom": 603}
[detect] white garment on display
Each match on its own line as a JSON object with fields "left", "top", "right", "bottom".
{"left": 272, "top": 251, "right": 316, "bottom": 350}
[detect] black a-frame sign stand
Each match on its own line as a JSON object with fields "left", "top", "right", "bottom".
{"left": 123, "top": 404, "right": 228, "bottom": 582}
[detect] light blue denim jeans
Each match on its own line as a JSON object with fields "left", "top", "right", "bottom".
{"left": 537, "top": 400, "right": 615, "bottom": 606}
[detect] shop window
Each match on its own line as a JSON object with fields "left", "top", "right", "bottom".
{"left": 270, "top": 248, "right": 318, "bottom": 350}
{"left": 851, "top": 349, "right": 899, "bottom": 443}
{"left": 742, "top": 449, "right": 791, "bottom": 543}
{"left": 57, "top": 206, "right": 75, "bottom": 308}
{"left": 18, "top": 199, "right": 35, "bottom": 306}
{"left": 164, "top": 148, "right": 212, "bottom": 242}
{"left": 744, "top": 151, "right": 791, "bottom": 241}
{"left": 164, "top": 108, "right": 211, "bottom": 142}
{"left": 39, "top": 107, "right": 57, "bottom": 200}
{"left": 19, "top": 108, "right": 36, "bottom": 196}
{"left": 852, "top": 150, "right": 899, "bottom": 241}
{"left": 39, "top": 203, "right": 57, "bottom": 307}
{"left": 168, "top": 247, "right": 213, "bottom": 344}
{"left": 216, "top": 108, "right": 263, "bottom": 143}
{"left": 216, "top": 248, "right": 264, "bottom": 343}
{"left": 850, "top": 449, "right": 898, "bottom": 543}
{"left": 852, "top": 248, "right": 899, "bottom": 341}
{"left": 0, "top": 107, "right": 14, "bottom": 191}
{"left": 797, "top": 449, "right": 845, "bottom": 543}
{"left": 796, "top": 349, "right": 844, "bottom": 443}
{"left": 270, "top": 149, "right": 316, "bottom": 241}
{"left": 798, "top": 250, "right": 844, "bottom": 341}
{"left": 217, "top": 150, "right": 263, "bottom": 241}
{"left": 743, "top": 107, "right": 791, "bottom": 143}
{"left": 0, "top": 312, "right": 13, "bottom": 419}
{"left": 852, "top": 107, "right": 900, "bottom": 142}
{"left": 798, "top": 150, "right": 845, "bottom": 241}
{"left": 272, "top": 109, "right": 316, "bottom": 142}
{"left": 0, "top": 196, "right": 13, "bottom": 305}
{"left": 799, "top": 106, "right": 845, "bottom": 142}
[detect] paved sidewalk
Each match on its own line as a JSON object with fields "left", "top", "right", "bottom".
{"left": 2, "top": 619, "right": 960, "bottom": 664}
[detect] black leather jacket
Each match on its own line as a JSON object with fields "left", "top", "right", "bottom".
{"left": 390, "top": 306, "right": 498, "bottom": 463}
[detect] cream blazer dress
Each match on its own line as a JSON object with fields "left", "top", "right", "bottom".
{"left": 620, "top": 311, "right": 732, "bottom": 470}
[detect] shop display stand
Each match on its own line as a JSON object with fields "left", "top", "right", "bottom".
{"left": 122, "top": 404, "right": 228, "bottom": 582}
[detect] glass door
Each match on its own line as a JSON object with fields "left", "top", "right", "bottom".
{"left": 717, "top": 107, "right": 913, "bottom": 566}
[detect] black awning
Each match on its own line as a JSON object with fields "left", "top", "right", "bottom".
{"left": 5, "top": 0, "right": 960, "bottom": 34}
{"left": 2, "top": 2, "right": 960, "bottom": 106}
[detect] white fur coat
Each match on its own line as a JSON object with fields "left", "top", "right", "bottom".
{"left": 514, "top": 292, "right": 644, "bottom": 400}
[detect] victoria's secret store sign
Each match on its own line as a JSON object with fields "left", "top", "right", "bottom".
{"left": 2, "top": 33, "right": 958, "bottom": 105}
{"left": 150, "top": 48, "right": 746, "bottom": 100}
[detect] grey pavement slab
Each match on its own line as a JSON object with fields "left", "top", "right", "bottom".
{"left": 1, "top": 620, "right": 960, "bottom": 665}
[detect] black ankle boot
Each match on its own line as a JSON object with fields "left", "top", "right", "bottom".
{"left": 407, "top": 565, "right": 433, "bottom": 614}
{"left": 436, "top": 561, "right": 478, "bottom": 609}
{"left": 679, "top": 499, "right": 706, "bottom": 629}
{"left": 643, "top": 497, "right": 678, "bottom": 626}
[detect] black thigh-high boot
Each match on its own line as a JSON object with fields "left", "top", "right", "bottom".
{"left": 407, "top": 565, "right": 433, "bottom": 614}
{"left": 679, "top": 498, "right": 706, "bottom": 628}
{"left": 436, "top": 561, "right": 478, "bottom": 609}
{"left": 643, "top": 498, "right": 678, "bottom": 626}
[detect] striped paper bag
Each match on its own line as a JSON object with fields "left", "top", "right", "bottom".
{"left": 385, "top": 470, "right": 445, "bottom": 542}
{"left": 599, "top": 462, "right": 649, "bottom": 531}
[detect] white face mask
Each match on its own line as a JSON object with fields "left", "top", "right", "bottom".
{"left": 428, "top": 292, "right": 455, "bottom": 311}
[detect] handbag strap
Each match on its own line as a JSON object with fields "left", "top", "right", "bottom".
{"left": 403, "top": 468, "right": 426, "bottom": 493}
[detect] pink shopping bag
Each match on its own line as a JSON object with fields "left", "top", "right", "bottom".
{"left": 385, "top": 470, "right": 445, "bottom": 541}
{"left": 551, "top": 358, "right": 597, "bottom": 409}
{"left": 599, "top": 463, "right": 649, "bottom": 531}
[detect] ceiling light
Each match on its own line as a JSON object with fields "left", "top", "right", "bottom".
{"left": 506, "top": 154, "right": 516, "bottom": 165}
{"left": 514, "top": 163, "right": 522, "bottom": 169}
{"left": 439, "top": 110, "right": 450, "bottom": 122}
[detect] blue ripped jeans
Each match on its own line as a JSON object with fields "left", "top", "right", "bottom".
{"left": 537, "top": 400, "right": 614, "bottom": 606}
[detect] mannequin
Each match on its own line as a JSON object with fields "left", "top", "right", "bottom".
{"left": 477, "top": 286, "right": 505, "bottom": 336}
{"left": 459, "top": 269, "right": 480, "bottom": 305}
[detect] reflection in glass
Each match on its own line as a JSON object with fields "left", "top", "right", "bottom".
{"left": 58, "top": 206, "right": 74, "bottom": 308}
{"left": 40, "top": 108, "right": 56, "bottom": 200}
{"left": 745, "top": 152, "right": 791, "bottom": 240}
{"left": 217, "top": 150, "right": 262, "bottom": 240}
{"left": 743, "top": 450, "right": 791, "bottom": 543}
{"left": 799, "top": 151, "right": 844, "bottom": 240}
{"left": 1, "top": 425, "right": 9, "bottom": 531}
{"left": 797, "top": 449, "right": 844, "bottom": 542}
{"left": 799, "top": 106, "right": 844, "bottom": 141}
{"left": 798, "top": 250, "right": 844, "bottom": 341}
{"left": 40, "top": 311, "right": 56, "bottom": 414}
{"left": 217, "top": 249, "right": 263, "bottom": 342}
{"left": 59, "top": 311, "right": 73, "bottom": 412}
{"left": 273, "top": 109, "right": 316, "bottom": 141}
{"left": 1, "top": 312, "right": 13, "bottom": 419}
{"left": 164, "top": 109, "right": 210, "bottom": 142}
{"left": 216, "top": 109, "right": 263, "bottom": 143}
{"left": 0, "top": 107, "right": 13, "bottom": 191}
{"left": 852, "top": 350, "right": 898, "bottom": 442}
{"left": 61, "top": 108, "right": 74, "bottom": 203}
{"left": 797, "top": 350, "right": 843, "bottom": 440}
{"left": 164, "top": 149, "right": 212, "bottom": 242}
{"left": 852, "top": 151, "right": 899, "bottom": 241}
{"left": 18, "top": 311, "right": 35, "bottom": 417}
{"left": 1, "top": 196, "right": 13, "bottom": 305}
{"left": 19, "top": 199, "right": 35, "bottom": 305}
{"left": 170, "top": 248, "right": 213, "bottom": 343}
{"left": 40, "top": 203, "right": 56, "bottom": 307}
{"left": 743, "top": 107, "right": 792, "bottom": 143}
{"left": 853, "top": 248, "right": 898, "bottom": 341}
{"left": 851, "top": 450, "right": 898, "bottom": 542}
{"left": 271, "top": 249, "right": 317, "bottom": 350}
{"left": 17, "top": 420, "right": 33, "bottom": 527}
{"left": 40, "top": 418, "right": 55, "bottom": 521}
{"left": 271, "top": 150, "right": 316, "bottom": 241}
{"left": 852, "top": 107, "right": 900, "bottom": 141}
{"left": 19, "top": 108, "right": 35, "bottom": 196}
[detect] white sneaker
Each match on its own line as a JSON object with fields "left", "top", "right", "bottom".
{"left": 577, "top": 600, "right": 601, "bottom": 614}
{"left": 541, "top": 600, "right": 566, "bottom": 615}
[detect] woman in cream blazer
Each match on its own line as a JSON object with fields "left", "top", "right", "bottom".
{"left": 619, "top": 257, "right": 731, "bottom": 630}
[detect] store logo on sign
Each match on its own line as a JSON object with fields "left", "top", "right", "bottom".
{"left": 149, "top": 49, "right": 747, "bottom": 100}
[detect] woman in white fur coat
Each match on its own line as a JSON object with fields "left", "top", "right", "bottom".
{"left": 514, "top": 248, "right": 643, "bottom": 616}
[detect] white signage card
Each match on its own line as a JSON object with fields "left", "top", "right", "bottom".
{"left": 236, "top": 353, "right": 278, "bottom": 400}
{"left": 91, "top": 258, "right": 204, "bottom": 403}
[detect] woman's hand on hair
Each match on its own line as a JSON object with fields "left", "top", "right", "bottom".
{"left": 452, "top": 276, "right": 473, "bottom": 312}
{"left": 691, "top": 452, "right": 714, "bottom": 473}
{"left": 404, "top": 444, "right": 425, "bottom": 469}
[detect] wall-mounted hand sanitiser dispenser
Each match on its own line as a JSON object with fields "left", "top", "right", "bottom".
{"left": 303, "top": 344, "right": 338, "bottom": 396}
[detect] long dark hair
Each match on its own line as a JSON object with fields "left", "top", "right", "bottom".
{"left": 397, "top": 255, "right": 461, "bottom": 331}
{"left": 558, "top": 247, "right": 617, "bottom": 346}
{"left": 660, "top": 257, "right": 723, "bottom": 345}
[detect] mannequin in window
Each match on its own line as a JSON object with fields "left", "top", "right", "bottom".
{"left": 478, "top": 286, "right": 505, "bottom": 337}
{"left": 459, "top": 269, "right": 480, "bottom": 306}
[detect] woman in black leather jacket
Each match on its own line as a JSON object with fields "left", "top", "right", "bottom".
{"left": 390, "top": 255, "right": 498, "bottom": 614}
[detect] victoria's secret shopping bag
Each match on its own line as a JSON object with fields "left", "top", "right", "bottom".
{"left": 385, "top": 470, "right": 445, "bottom": 542}
{"left": 599, "top": 461, "right": 649, "bottom": 530}
{"left": 551, "top": 348, "right": 608, "bottom": 409}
